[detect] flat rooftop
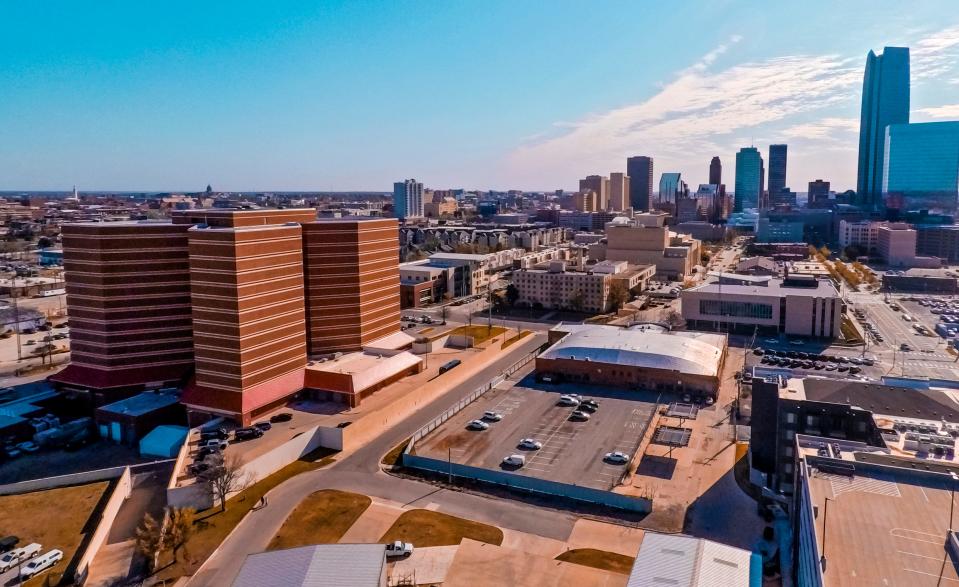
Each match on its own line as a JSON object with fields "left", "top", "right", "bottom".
{"left": 803, "top": 459, "right": 959, "bottom": 586}
{"left": 98, "top": 391, "right": 180, "bottom": 417}
{"left": 782, "top": 378, "right": 959, "bottom": 422}
{"left": 689, "top": 275, "right": 839, "bottom": 298}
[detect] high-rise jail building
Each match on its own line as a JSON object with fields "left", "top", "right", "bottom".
{"left": 54, "top": 209, "right": 401, "bottom": 425}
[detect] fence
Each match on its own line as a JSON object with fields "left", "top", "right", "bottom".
{"left": 403, "top": 454, "right": 651, "bottom": 513}
{"left": 408, "top": 345, "right": 543, "bottom": 448}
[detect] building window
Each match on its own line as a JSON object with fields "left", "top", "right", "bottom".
{"left": 699, "top": 299, "right": 773, "bottom": 319}
{"left": 785, "top": 412, "right": 797, "bottom": 424}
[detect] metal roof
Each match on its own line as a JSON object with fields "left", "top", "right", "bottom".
{"left": 541, "top": 325, "right": 726, "bottom": 377}
{"left": 232, "top": 544, "right": 386, "bottom": 587}
{"left": 627, "top": 533, "right": 754, "bottom": 587}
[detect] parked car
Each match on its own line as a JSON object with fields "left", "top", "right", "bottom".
{"left": 195, "top": 447, "right": 218, "bottom": 460}
{"left": 16, "top": 441, "right": 38, "bottom": 453}
{"left": 200, "top": 439, "right": 227, "bottom": 451}
{"left": 502, "top": 454, "right": 526, "bottom": 467}
{"left": 467, "top": 419, "right": 490, "bottom": 431}
{"left": 557, "top": 395, "right": 580, "bottom": 407}
{"left": 200, "top": 428, "right": 229, "bottom": 441}
{"left": 0, "top": 536, "right": 18, "bottom": 554}
{"left": 569, "top": 410, "right": 591, "bottom": 421}
{"left": 482, "top": 411, "right": 503, "bottom": 422}
{"left": 20, "top": 549, "right": 62, "bottom": 579}
{"left": 254, "top": 422, "right": 272, "bottom": 431}
{"left": 517, "top": 438, "right": 542, "bottom": 450}
{"left": 579, "top": 403, "right": 598, "bottom": 413}
{"left": 0, "top": 543, "right": 41, "bottom": 572}
{"left": 604, "top": 451, "right": 630, "bottom": 464}
{"left": 439, "top": 359, "right": 462, "bottom": 374}
{"left": 385, "top": 541, "right": 414, "bottom": 558}
{"left": 234, "top": 427, "right": 264, "bottom": 441}
{"left": 270, "top": 412, "right": 293, "bottom": 423}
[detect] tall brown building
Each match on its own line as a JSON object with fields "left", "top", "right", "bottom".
{"left": 51, "top": 222, "right": 196, "bottom": 404}
{"left": 302, "top": 219, "right": 400, "bottom": 354}
{"left": 55, "top": 208, "right": 403, "bottom": 425}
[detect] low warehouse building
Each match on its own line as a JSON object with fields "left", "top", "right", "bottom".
{"left": 536, "top": 324, "right": 727, "bottom": 398}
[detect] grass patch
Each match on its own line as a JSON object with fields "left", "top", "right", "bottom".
{"left": 555, "top": 548, "right": 635, "bottom": 575}
{"left": 447, "top": 325, "right": 506, "bottom": 345}
{"left": 152, "top": 447, "right": 337, "bottom": 583}
{"left": 501, "top": 330, "right": 531, "bottom": 349}
{"left": 840, "top": 315, "right": 864, "bottom": 344}
{"left": 380, "top": 509, "right": 503, "bottom": 547}
{"left": 268, "top": 490, "right": 371, "bottom": 550}
{"left": 381, "top": 437, "right": 411, "bottom": 466}
{"left": 0, "top": 481, "right": 110, "bottom": 587}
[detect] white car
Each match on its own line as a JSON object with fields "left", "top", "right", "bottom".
{"left": 569, "top": 410, "right": 591, "bottom": 421}
{"left": 518, "top": 438, "right": 542, "bottom": 450}
{"left": 20, "top": 549, "right": 62, "bottom": 579}
{"left": 502, "top": 454, "right": 526, "bottom": 467}
{"left": 604, "top": 451, "right": 630, "bottom": 464}
{"left": 385, "top": 541, "right": 413, "bottom": 557}
{"left": 482, "top": 411, "right": 503, "bottom": 421}
{"left": 467, "top": 419, "right": 490, "bottom": 431}
{"left": 557, "top": 395, "right": 580, "bottom": 406}
{"left": 200, "top": 439, "right": 227, "bottom": 451}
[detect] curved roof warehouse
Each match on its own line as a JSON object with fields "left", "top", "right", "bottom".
{"left": 537, "top": 324, "right": 727, "bottom": 397}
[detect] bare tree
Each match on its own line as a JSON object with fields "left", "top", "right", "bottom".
{"left": 202, "top": 453, "right": 250, "bottom": 513}
{"left": 134, "top": 513, "right": 163, "bottom": 574}
{"left": 163, "top": 506, "right": 196, "bottom": 562}
{"left": 666, "top": 310, "right": 686, "bottom": 330}
{"left": 606, "top": 282, "right": 629, "bottom": 312}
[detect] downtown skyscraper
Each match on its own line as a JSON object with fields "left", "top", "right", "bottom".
{"left": 709, "top": 156, "right": 722, "bottom": 185}
{"left": 857, "top": 47, "right": 910, "bottom": 209}
{"left": 626, "top": 156, "right": 653, "bottom": 212}
{"left": 393, "top": 179, "right": 424, "bottom": 219}
{"left": 734, "top": 147, "right": 763, "bottom": 212}
{"left": 767, "top": 144, "right": 787, "bottom": 200}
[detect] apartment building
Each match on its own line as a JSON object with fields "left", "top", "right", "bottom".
{"left": 512, "top": 259, "right": 653, "bottom": 313}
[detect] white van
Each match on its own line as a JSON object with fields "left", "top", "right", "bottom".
{"left": 19, "top": 549, "right": 62, "bottom": 579}
{"left": 0, "top": 542, "right": 41, "bottom": 572}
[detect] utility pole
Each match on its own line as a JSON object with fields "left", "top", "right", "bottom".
{"left": 12, "top": 279, "right": 21, "bottom": 362}
{"left": 820, "top": 497, "right": 832, "bottom": 573}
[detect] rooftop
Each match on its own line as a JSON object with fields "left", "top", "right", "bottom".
{"left": 802, "top": 454, "right": 959, "bottom": 586}
{"left": 688, "top": 275, "right": 839, "bottom": 298}
{"left": 97, "top": 391, "right": 180, "bottom": 417}
{"left": 232, "top": 544, "right": 387, "bottom": 587}
{"left": 542, "top": 324, "right": 727, "bottom": 377}
{"left": 627, "top": 532, "right": 755, "bottom": 587}
{"left": 782, "top": 378, "right": 959, "bottom": 423}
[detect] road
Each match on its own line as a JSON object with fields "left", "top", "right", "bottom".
{"left": 189, "top": 333, "right": 580, "bottom": 587}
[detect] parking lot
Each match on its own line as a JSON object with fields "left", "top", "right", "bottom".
{"left": 414, "top": 377, "right": 659, "bottom": 491}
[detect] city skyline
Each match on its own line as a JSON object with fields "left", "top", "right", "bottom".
{"left": 2, "top": 3, "right": 959, "bottom": 193}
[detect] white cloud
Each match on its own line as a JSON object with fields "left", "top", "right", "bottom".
{"left": 914, "top": 104, "right": 959, "bottom": 118}
{"left": 781, "top": 117, "right": 860, "bottom": 140}
{"left": 506, "top": 24, "right": 959, "bottom": 189}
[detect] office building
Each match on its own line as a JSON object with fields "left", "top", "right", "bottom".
{"left": 882, "top": 121, "right": 959, "bottom": 213}
{"left": 579, "top": 175, "right": 609, "bottom": 210}
{"left": 769, "top": 188, "right": 797, "bottom": 207}
{"left": 838, "top": 219, "right": 881, "bottom": 253}
{"left": 573, "top": 190, "right": 598, "bottom": 212}
{"left": 393, "top": 179, "right": 424, "bottom": 219}
{"left": 537, "top": 324, "right": 727, "bottom": 398}
{"left": 916, "top": 224, "right": 959, "bottom": 262}
{"left": 857, "top": 47, "right": 910, "bottom": 208}
{"left": 756, "top": 216, "right": 803, "bottom": 242}
{"left": 734, "top": 147, "right": 764, "bottom": 211}
{"left": 301, "top": 219, "right": 400, "bottom": 355}
{"left": 681, "top": 274, "right": 842, "bottom": 337}
{"left": 709, "top": 156, "right": 722, "bottom": 185}
{"left": 807, "top": 179, "right": 830, "bottom": 207}
{"left": 658, "top": 172, "right": 687, "bottom": 205}
{"left": 876, "top": 222, "right": 941, "bottom": 267}
{"left": 589, "top": 213, "right": 703, "bottom": 281}
{"left": 626, "top": 156, "right": 654, "bottom": 212}
{"left": 423, "top": 197, "right": 457, "bottom": 217}
{"left": 767, "top": 144, "right": 788, "bottom": 200}
{"left": 609, "top": 172, "right": 630, "bottom": 211}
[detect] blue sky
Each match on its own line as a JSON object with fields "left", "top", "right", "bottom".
{"left": 2, "top": 1, "right": 958, "bottom": 192}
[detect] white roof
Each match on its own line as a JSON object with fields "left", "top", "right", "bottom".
{"left": 542, "top": 325, "right": 726, "bottom": 377}
{"left": 627, "top": 533, "right": 754, "bottom": 587}
{"left": 232, "top": 544, "right": 386, "bottom": 587}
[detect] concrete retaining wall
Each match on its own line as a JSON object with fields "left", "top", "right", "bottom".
{"left": 0, "top": 465, "right": 129, "bottom": 495}
{"left": 402, "top": 453, "right": 651, "bottom": 513}
{"left": 75, "top": 468, "right": 132, "bottom": 584}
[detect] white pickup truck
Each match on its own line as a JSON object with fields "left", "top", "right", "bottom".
{"left": 385, "top": 540, "right": 414, "bottom": 558}
{"left": 0, "top": 543, "right": 41, "bottom": 572}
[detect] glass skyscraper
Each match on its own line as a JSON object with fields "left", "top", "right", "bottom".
{"left": 882, "top": 122, "right": 959, "bottom": 213}
{"left": 767, "top": 144, "right": 788, "bottom": 202}
{"left": 857, "top": 47, "right": 910, "bottom": 209}
{"left": 658, "top": 172, "right": 687, "bottom": 204}
{"left": 734, "top": 147, "right": 763, "bottom": 211}
{"left": 627, "top": 155, "right": 654, "bottom": 211}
